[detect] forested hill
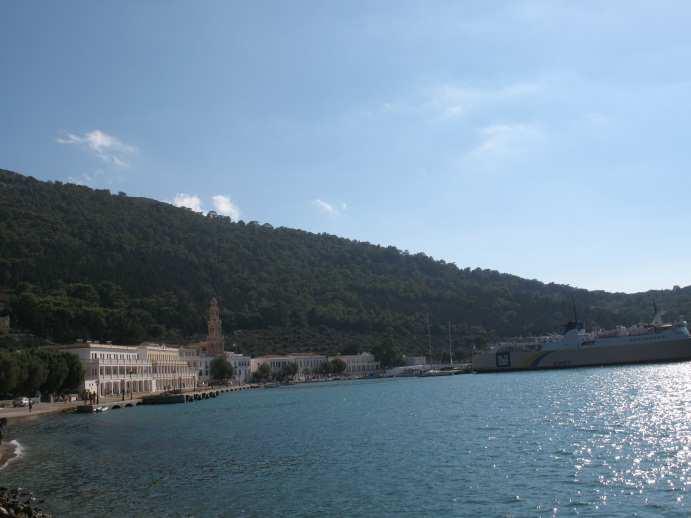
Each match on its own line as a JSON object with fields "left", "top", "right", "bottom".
{"left": 2, "top": 169, "right": 690, "bottom": 358}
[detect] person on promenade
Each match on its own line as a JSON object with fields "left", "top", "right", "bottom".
{"left": 28, "top": 399, "right": 33, "bottom": 413}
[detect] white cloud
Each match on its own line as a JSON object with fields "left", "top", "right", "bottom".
{"left": 312, "top": 198, "right": 348, "bottom": 216}
{"left": 425, "top": 81, "right": 543, "bottom": 120}
{"left": 173, "top": 193, "right": 203, "bottom": 212}
{"left": 56, "top": 129, "right": 136, "bottom": 167}
{"left": 312, "top": 199, "right": 336, "bottom": 215}
{"left": 211, "top": 194, "right": 241, "bottom": 220}
{"left": 471, "top": 123, "right": 544, "bottom": 158}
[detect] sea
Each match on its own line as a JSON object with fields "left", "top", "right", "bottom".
{"left": 1, "top": 363, "right": 689, "bottom": 517}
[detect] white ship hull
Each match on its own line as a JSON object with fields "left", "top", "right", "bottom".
{"left": 472, "top": 336, "right": 691, "bottom": 372}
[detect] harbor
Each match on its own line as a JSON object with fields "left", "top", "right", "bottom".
{"left": 2, "top": 363, "right": 689, "bottom": 517}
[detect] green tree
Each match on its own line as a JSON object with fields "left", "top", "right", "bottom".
{"left": 16, "top": 352, "right": 47, "bottom": 396}
{"left": 278, "top": 362, "right": 298, "bottom": 381}
{"left": 329, "top": 357, "right": 346, "bottom": 374}
{"left": 252, "top": 362, "right": 272, "bottom": 382}
{"left": 62, "top": 352, "right": 85, "bottom": 392}
{"left": 209, "top": 357, "right": 234, "bottom": 382}
{"left": 371, "top": 334, "right": 404, "bottom": 368}
{"left": 0, "top": 352, "right": 19, "bottom": 395}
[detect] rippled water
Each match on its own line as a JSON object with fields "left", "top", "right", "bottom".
{"left": 2, "top": 363, "right": 690, "bottom": 516}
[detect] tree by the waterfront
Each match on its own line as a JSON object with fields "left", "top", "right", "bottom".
{"left": 0, "top": 349, "right": 84, "bottom": 398}
{"left": 209, "top": 357, "right": 234, "bottom": 382}
{"left": 252, "top": 362, "right": 272, "bottom": 382}
{"left": 277, "top": 362, "right": 298, "bottom": 381}
{"left": 371, "top": 333, "right": 404, "bottom": 368}
{"left": 329, "top": 358, "right": 346, "bottom": 374}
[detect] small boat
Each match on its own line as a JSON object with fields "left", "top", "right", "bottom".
{"left": 95, "top": 406, "right": 109, "bottom": 412}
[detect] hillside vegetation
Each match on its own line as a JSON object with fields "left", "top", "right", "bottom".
{"left": 2, "top": 169, "right": 690, "bottom": 358}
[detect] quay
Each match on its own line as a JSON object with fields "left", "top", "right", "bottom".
{"left": 141, "top": 384, "right": 260, "bottom": 405}
{"left": 0, "top": 384, "right": 261, "bottom": 422}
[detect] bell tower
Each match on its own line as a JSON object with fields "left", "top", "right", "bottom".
{"left": 206, "top": 297, "right": 224, "bottom": 356}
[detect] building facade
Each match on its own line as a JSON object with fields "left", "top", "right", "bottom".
{"left": 226, "top": 352, "right": 251, "bottom": 383}
{"left": 138, "top": 343, "right": 197, "bottom": 392}
{"left": 180, "top": 346, "right": 251, "bottom": 384}
{"left": 251, "top": 353, "right": 328, "bottom": 377}
{"left": 62, "top": 342, "right": 197, "bottom": 398}
{"left": 328, "top": 352, "right": 380, "bottom": 374}
{"left": 62, "top": 342, "right": 155, "bottom": 397}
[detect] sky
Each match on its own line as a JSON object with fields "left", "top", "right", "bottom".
{"left": 2, "top": 1, "right": 691, "bottom": 293}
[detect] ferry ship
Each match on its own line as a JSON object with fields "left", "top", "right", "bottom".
{"left": 472, "top": 315, "right": 691, "bottom": 373}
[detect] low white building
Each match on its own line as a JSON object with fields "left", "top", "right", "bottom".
{"left": 250, "top": 352, "right": 380, "bottom": 378}
{"left": 251, "top": 353, "right": 327, "bottom": 377}
{"left": 328, "top": 352, "right": 380, "bottom": 374}
{"left": 180, "top": 346, "right": 251, "bottom": 384}
{"left": 226, "top": 352, "right": 251, "bottom": 383}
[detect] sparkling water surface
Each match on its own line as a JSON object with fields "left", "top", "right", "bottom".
{"left": 2, "top": 363, "right": 690, "bottom": 516}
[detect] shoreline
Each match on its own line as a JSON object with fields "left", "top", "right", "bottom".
{"left": 0, "top": 439, "right": 22, "bottom": 470}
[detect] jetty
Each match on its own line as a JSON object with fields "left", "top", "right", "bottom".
{"left": 141, "top": 384, "right": 259, "bottom": 405}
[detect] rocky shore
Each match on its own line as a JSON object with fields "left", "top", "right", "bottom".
{"left": 0, "top": 442, "right": 17, "bottom": 470}
{"left": 0, "top": 488, "right": 51, "bottom": 517}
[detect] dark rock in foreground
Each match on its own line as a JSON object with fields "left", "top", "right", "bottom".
{"left": 0, "top": 488, "right": 51, "bottom": 517}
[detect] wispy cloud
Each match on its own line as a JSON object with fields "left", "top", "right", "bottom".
{"left": 427, "top": 82, "right": 543, "bottom": 120}
{"left": 211, "top": 194, "right": 241, "bottom": 220}
{"left": 56, "top": 129, "right": 136, "bottom": 167}
{"left": 472, "top": 123, "right": 544, "bottom": 157}
{"left": 312, "top": 199, "right": 336, "bottom": 215}
{"left": 312, "top": 198, "right": 347, "bottom": 216}
{"left": 173, "top": 193, "right": 203, "bottom": 212}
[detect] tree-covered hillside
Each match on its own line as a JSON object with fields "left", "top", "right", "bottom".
{"left": 2, "top": 169, "right": 690, "bottom": 358}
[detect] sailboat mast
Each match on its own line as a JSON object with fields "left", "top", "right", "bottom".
{"left": 448, "top": 320, "right": 453, "bottom": 367}
{"left": 426, "top": 313, "right": 432, "bottom": 364}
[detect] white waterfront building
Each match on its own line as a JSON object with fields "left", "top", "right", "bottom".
{"left": 62, "top": 341, "right": 197, "bottom": 398}
{"left": 328, "top": 352, "right": 380, "bottom": 374}
{"left": 180, "top": 346, "right": 252, "bottom": 384}
{"left": 226, "top": 352, "right": 251, "bottom": 383}
{"left": 250, "top": 352, "right": 380, "bottom": 378}
{"left": 64, "top": 342, "right": 154, "bottom": 397}
{"left": 250, "top": 353, "right": 327, "bottom": 377}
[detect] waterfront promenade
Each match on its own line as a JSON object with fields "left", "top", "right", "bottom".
{"left": 0, "top": 384, "right": 260, "bottom": 423}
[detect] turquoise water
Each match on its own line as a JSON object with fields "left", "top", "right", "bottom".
{"left": 2, "top": 363, "right": 690, "bottom": 516}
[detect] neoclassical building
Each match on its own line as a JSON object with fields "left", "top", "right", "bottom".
{"left": 62, "top": 342, "right": 197, "bottom": 398}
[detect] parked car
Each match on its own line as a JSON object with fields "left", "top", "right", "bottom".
{"left": 13, "top": 397, "right": 30, "bottom": 407}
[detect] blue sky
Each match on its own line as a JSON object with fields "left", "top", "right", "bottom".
{"left": 2, "top": 1, "right": 691, "bottom": 293}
